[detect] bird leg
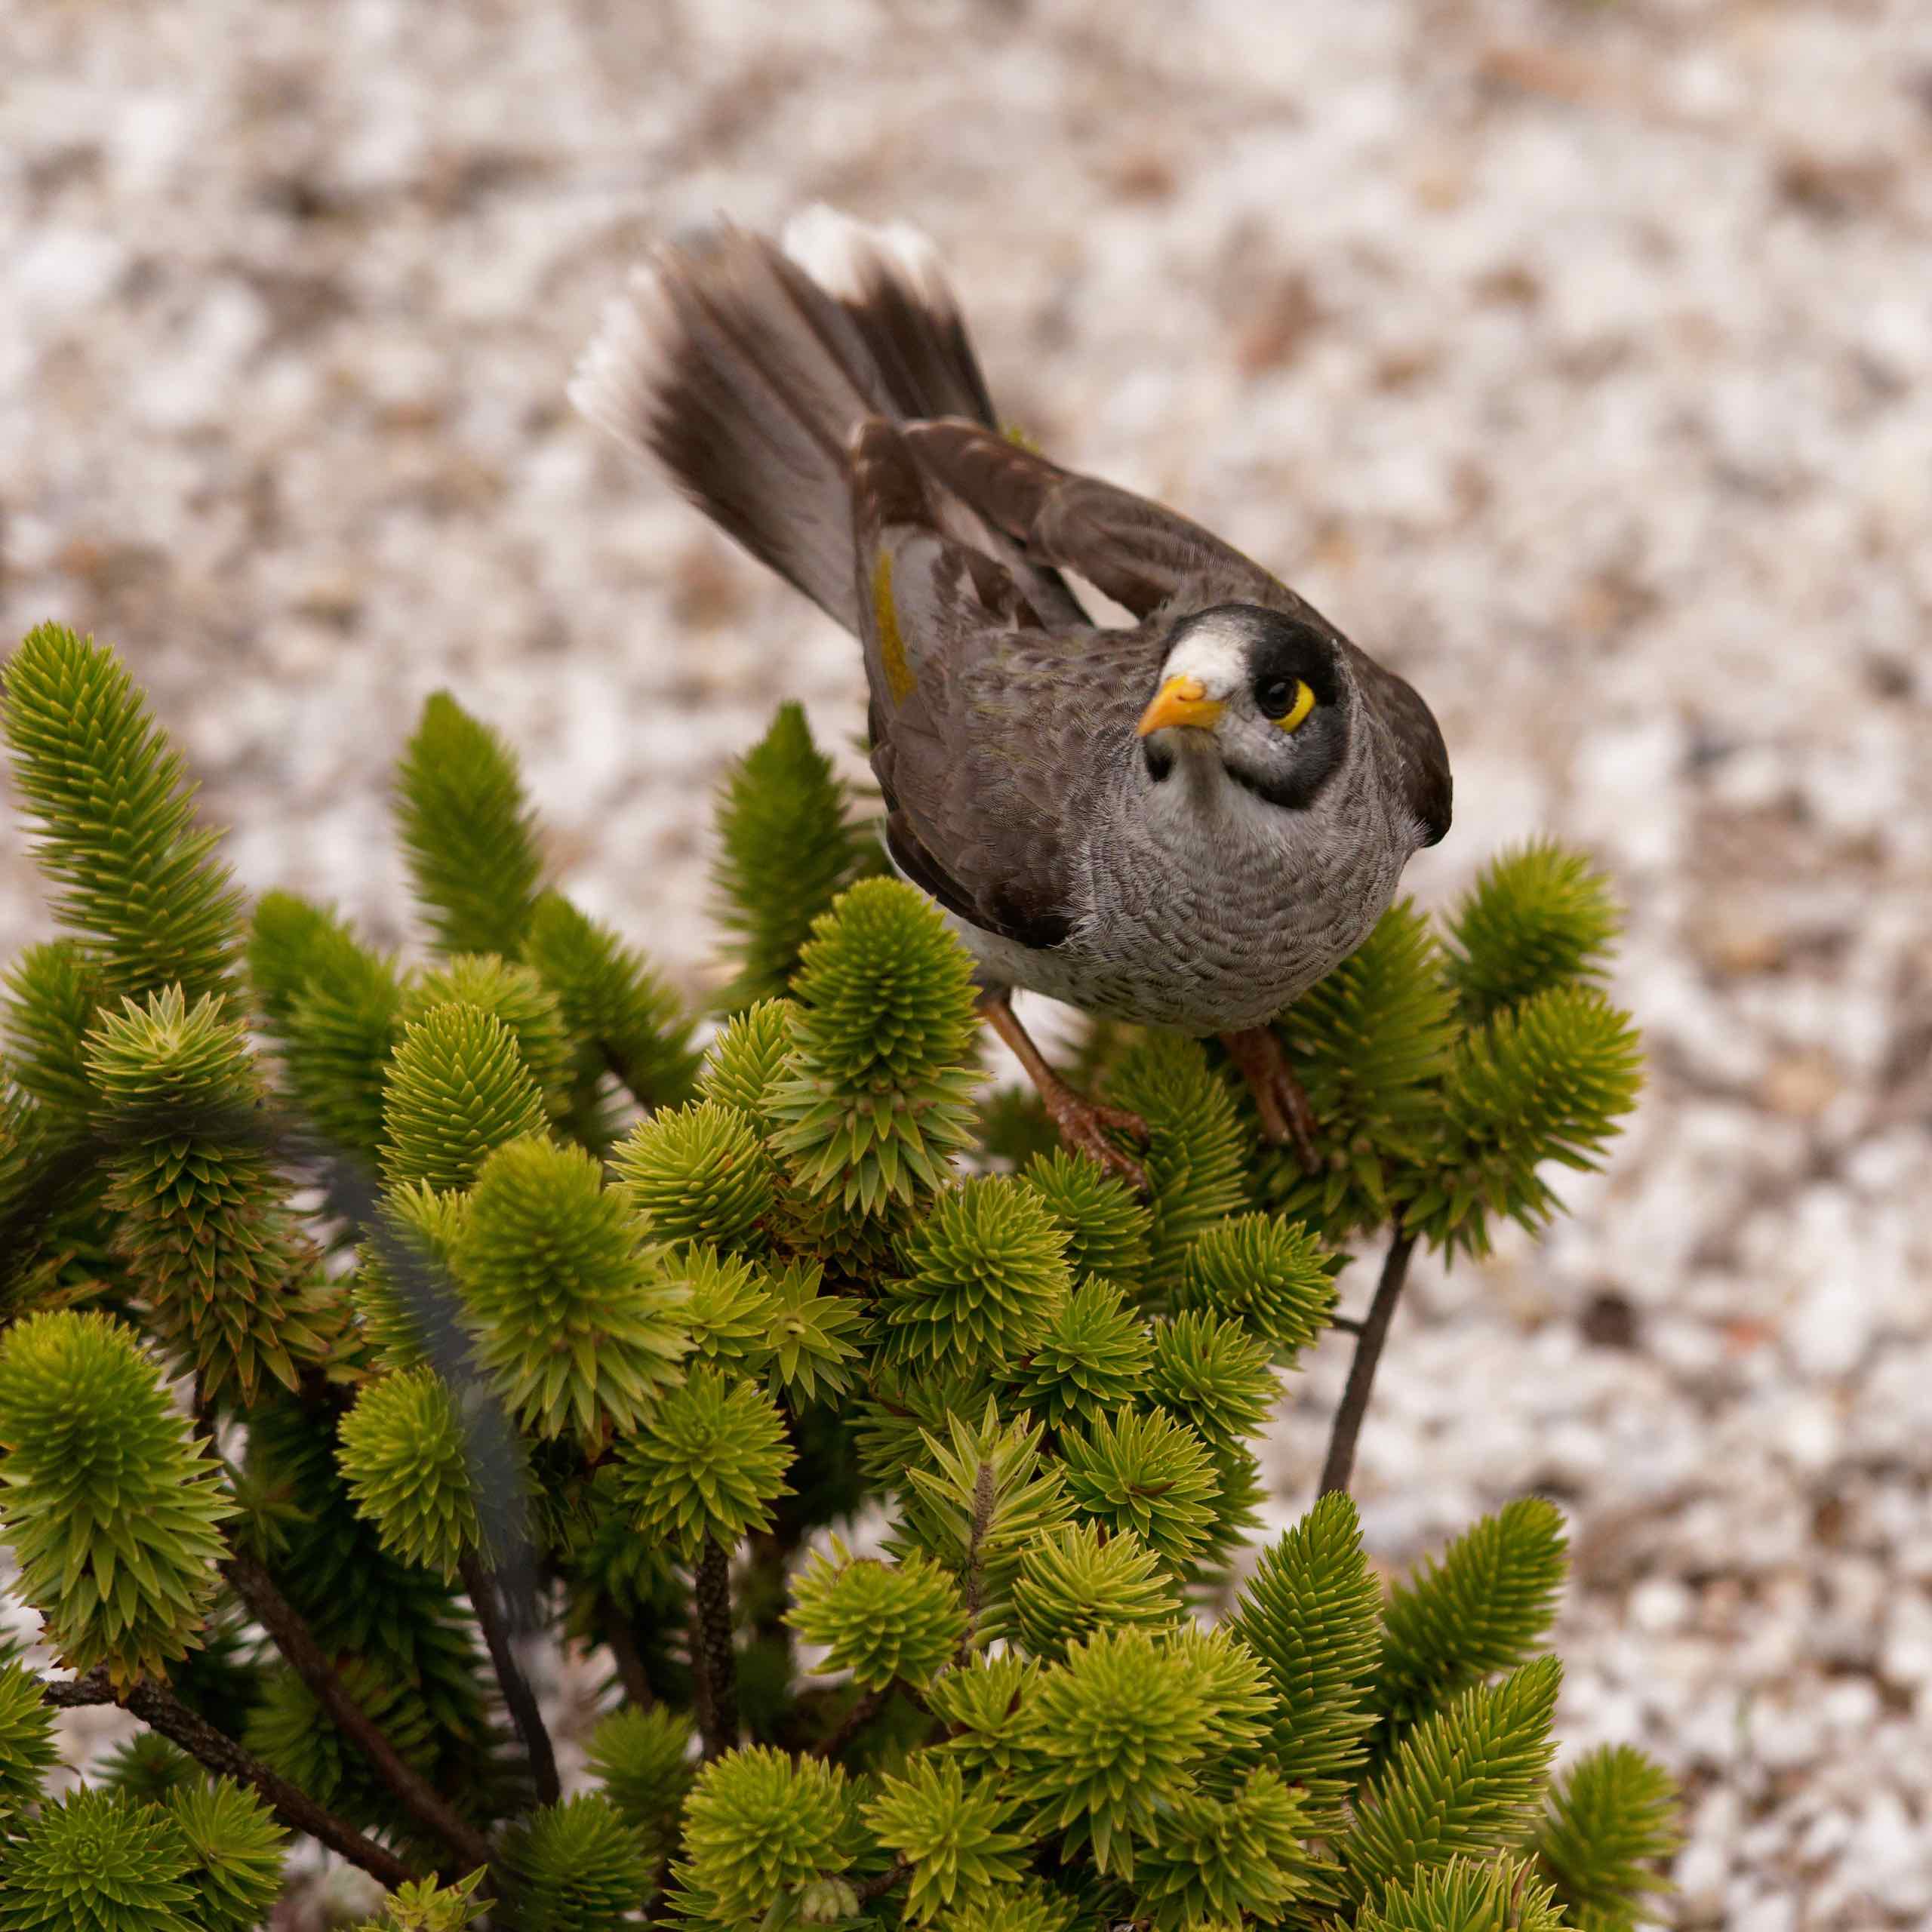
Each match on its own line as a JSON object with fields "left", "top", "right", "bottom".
{"left": 979, "top": 989, "right": 1149, "bottom": 1192}
{"left": 1220, "top": 1026, "right": 1321, "bottom": 1174}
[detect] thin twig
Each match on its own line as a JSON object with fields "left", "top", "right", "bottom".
{"left": 1318, "top": 1231, "right": 1417, "bottom": 1498}
{"left": 855, "top": 1857, "right": 911, "bottom": 1904}
{"left": 957, "top": 1459, "right": 996, "bottom": 1664}
{"left": 43, "top": 1667, "right": 420, "bottom": 1890}
{"left": 223, "top": 1546, "right": 495, "bottom": 1873}
{"left": 601, "top": 1598, "right": 656, "bottom": 1709}
{"left": 460, "top": 1547, "right": 561, "bottom": 1807}
{"left": 1329, "top": 1313, "right": 1365, "bottom": 1336}
{"left": 691, "top": 1538, "right": 739, "bottom": 1760}
{"left": 812, "top": 1684, "right": 888, "bottom": 1761}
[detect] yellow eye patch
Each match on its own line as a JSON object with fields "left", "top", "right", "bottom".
{"left": 1274, "top": 679, "right": 1316, "bottom": 733}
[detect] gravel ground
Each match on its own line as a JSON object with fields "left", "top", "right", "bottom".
{"left": 5, "top": 2, "right": 1931, "bottom": 1924}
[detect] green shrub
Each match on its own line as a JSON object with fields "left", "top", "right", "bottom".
{"left": 0, "top": 623, "right": 1672, "bottom": 1930}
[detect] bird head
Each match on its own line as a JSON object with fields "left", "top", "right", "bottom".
{"left": 1136, "top": 604, "right": 1353, "bottom": 816}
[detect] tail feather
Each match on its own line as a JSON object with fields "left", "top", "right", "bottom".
{"left": 571, "top": 209, "right": 1000, "bottom": 633}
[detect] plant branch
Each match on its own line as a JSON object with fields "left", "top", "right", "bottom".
{"left": 460, "top": 1546, "right": 561, "bottom": 1807}
{"left": 957, "top": 1457, "right": 996, "bottom": 1663}
{"left": 1318, "top": 1230, "right": 1417, "bottom": 1498}
{"left": 43, "top": 1666, "right": 420, "bottom": 1890}
{"left": 855, "top": 1857, "right": 911, "bottom": 1904}
{"left": 222, "top": 1545, "right": 495, "bottom": 1874}
{"left": 600, "top": 1596, "right": 656, "bottom": 1709}
{"left": 812, "top": 1683, "right": 888, "bottom": 1761}
{"left": 691, "top": 1537, "right": 740, "bottom": 1760}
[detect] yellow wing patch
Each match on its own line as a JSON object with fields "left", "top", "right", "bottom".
{"left": 872, "top": 552, "right": 918, "bottom": 706}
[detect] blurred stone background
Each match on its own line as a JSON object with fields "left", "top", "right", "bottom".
{"left": 5, "top": 2, "right": 1930, "bottom": 1924}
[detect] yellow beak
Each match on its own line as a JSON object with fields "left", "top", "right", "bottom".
{"left": 1137, "top": 675, "right": 1226, "bottom": 737}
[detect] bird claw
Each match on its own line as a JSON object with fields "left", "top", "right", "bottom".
{"left": 1220, "top": 1028, "right": 1323, "bottom": 1176}
{"left": 1041, "top": 1088, "right": 1149, "bottom": 1193}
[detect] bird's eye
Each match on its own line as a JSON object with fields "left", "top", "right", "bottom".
{"left": 1256, "top": 675, "right": 1316, "bottom": 731}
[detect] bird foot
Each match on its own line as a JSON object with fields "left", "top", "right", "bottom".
{"left": 977, "top": 986, "right": 1150, "bottom": 1191}
{"left": 1038, "top": 1082, "right": 1149, "bottom": 1193}
{"left": 1220, "top": 1027, "right": 1321, "bottom": 1175}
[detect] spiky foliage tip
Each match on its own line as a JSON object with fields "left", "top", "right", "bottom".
{"left": 337, "top": 1366, "right": 482, "bottom": 1578}
{"left": 583, "top": 1705, "right": 697, "bottom": 1865}
{"left": 1405, "top": 986, "right": 1642, "bottom": 1259}
{"left": 1358, "top": 1856, "right": 1567, "bottom": 1932}
{"left": 1373, "top": 1498, "right": 1568, "bottom": 1760}
{"left": 395, "top": 691, "right": 544, "bottom": 958}
{"left": 87, "top": 986, "right": 334, "bottom": 1407}
{"left": 0, "top": 1786, "right": 198, "bottom": 1932}
{"left": 1022, "top": 1149, "right": 1154, "bottom": 1288}
{"left": 1006, "top": 1277, "right": 1152, "bottom": 1432}
{"left": 1177, "top": 1211, "right": 1337, "bottom": 1365}
{"left": 166, "top": 1778, "right": 288, "bottom": 1932}
{"left": 0, "top": 1660, "right": 58, "bottom": 1819}
{"left": 769, "top": 878, "right": 982, "bottom": 1213}
{"left": 1445, "top": 840, "right": 1620, "bottom": 1025}
{"left": 762, "top": 1257, "right": 864, "bottom": 1402}
{"left": 1060, "top": 1404, "right": 1220, "bottom": 1570}
{"left": 0, "top": 623, "right": 242, "bottom": 1006}
{"left": 401, "top": 954, "right": 574, "bottom": 1114}
{"left": 1004, "top": 1521, "right": 1181, "bottom": 1663}
{"left": 0, "top": 1310, "right": 233, "bottom": 1684}
{"left": 1134, "top": 1764, "right": 1311, "bottom": 1930}
{"left": 1261, "top": 900, "right": 1460, "bottom": 1241}
{"left": 1013, "top": 1629, "right": 1213, "bottom": 1880}
{"left": 675, "top": 1746, "right": 860, "bottom": 1927}
{"left": 1229, "top": 1491, "right": 1381, "bottom": 1829}
{"left": 615, "top": 1100, "right": 777, "bottom": 1254}
{"left": 454, "top": 1136, "right": 690, "bottom": 1441}
{"left": 697, "top": 997, "right": 797, "bottom": 1123}
{"left": 613, "top": 1364, "right": 793, "bottom": 1555}
{"left": 862, "top": 1755, "right": 1029, "bottom": 1921}
{"left": 1146, "top": 1308, "right": 1277, "bottom": 1447}
{"left": 882, "top": 1175, "right": 1071, "bottom": 1374}
{"left": 248, "top": 891, "right": 405, "bottom": 1159}
{"left": 901, "top": 1400, "right": 1072, "bottom": 1601}
{"left": 1531, "top": 1743, "right": 1681, "bottom": 1932}
{"left": 349, "top": 1870, "right": 492, "bottom": 1932}
{"left": 710, "top": 701, "right": 868, "bottom": 1009}
{"left": 789, "top": 1543, "right": 968, "bottom": 1690}
{"left": 500, "top": 1793, "right": 654, "bottom": 1929}
{"left": 2, "top": 939, "right": 103, "bottom": 1121}
{"left": 1343, "top": 1657, "right": 1563, "bottom": 1903}
{"left": 1103, "top": 1035, "right": 1250, "bottom": 1287}
{"left": 380, "top": 1002, "right": 550, "bottom": 1193}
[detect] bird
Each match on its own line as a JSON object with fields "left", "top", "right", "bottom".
{"left": 571, "top": 208, "right": 1451, "bottom": 1189}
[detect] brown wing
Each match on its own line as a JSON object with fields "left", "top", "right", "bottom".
{"left": 850, "top": 420, "right": 1159, "bottom": 949}
{"left": 903, "top": 419, "right": 1305, "bottom": 621}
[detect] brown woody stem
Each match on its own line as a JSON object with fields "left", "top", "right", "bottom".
{"left": 222, "top": 1546, "right": 495, "bottom": 1873}
{"left": 460, "top": 1547, "right": 561, "bottom": 1807}
{"left": 1318, "top": 1231, "right": 1417, "bottom": 1498}
{"left": 812, "top": 1684, "right": 888, "bottom": 1762}
{"left": 691, "top": 1537, "right": 740, "bottom": 1760}
{"left": 44, "top": 1667, "right": 421, "bottom": 1889}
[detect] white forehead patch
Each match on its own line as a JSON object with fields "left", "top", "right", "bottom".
{"left": 1159, "top": 613, "right": 1253, "bottom": 699}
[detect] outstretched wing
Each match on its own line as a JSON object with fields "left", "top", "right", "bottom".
{"left": 849, "top": 420, "right": 1157, "bottom": 951}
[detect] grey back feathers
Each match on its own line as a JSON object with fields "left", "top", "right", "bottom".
{"left": 573, "top": 207, "right": 1452, "bottom": 1035}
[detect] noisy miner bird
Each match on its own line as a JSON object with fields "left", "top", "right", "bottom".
{"left": 573, "top": 209, "right": 1451, "bottom": 1189}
